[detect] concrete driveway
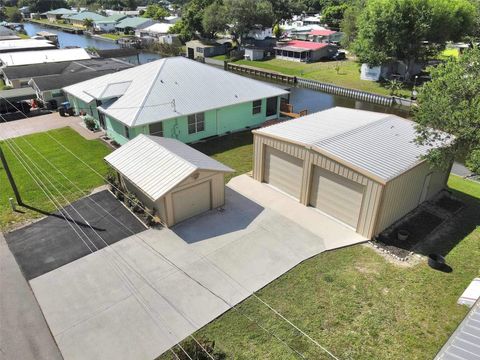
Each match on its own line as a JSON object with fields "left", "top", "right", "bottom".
{"left": 29, "top": 176, "right": 365, "bottom": 360}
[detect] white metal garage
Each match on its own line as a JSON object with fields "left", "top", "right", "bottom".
{"left": 253, "top": 107, "right": 452, "bottom": 238}
{"left": 105, "top": 134, "right": 233, "bottom": 227}
{"left": 264, "top": 146, "right": 303, "bottom": 199}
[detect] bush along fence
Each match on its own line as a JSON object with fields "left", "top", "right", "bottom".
{"left": 224, "top": 62, "right": 412, "bottom": 107}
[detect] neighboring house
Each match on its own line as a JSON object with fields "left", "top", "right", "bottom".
{"left": 434, "top": 297, "right": 480, "bottom": 360}
{"left": 0, "top": 25, "right": 20, "bottom": 41}
{"left": 29, "top": 70, "right": 113, "bottom": 108}
{"left": 302, "top": 15, "right": 321, "bottom": 26}
{"left": 63, "top": 57, "right": 288, "bottom": 145}
{"left": 135, "top": 23, "right": 173, "bottom": 39}
{"left": 0, "top": 39, "right": 55, "bottom": 53}
{"left": 309, "top": 29, "right": 344, "bottom": 43}
{"left": 247, "top": 26, "right": 273, "bottom": 40}
{"left": 244, "top": 47, "right": 266, "bottom": 61}
{"left": 164, "top": 15, "right": 180, "bottom": 24}
{"left": 0, "top": 48, "right": 91, "bottom": 67}
{"left": 274, "top": 40, "right": 337, "bottom": 62}
{"left": 105, "top": 9, "right": 140, "bottom": 16}
{"left": 23, "top": 58, "right": 132, "bottom": 106}
{"left": 185, "top": 40, "right": 226, "bottom": 60}
{"left": 64, "top": 12, "right": 107, "bottom": 27}
{"left": 18, "top": 6, "right": 30, "bottom": 18}
{"left": 252, "top": 107, "right": 452, "bottom": 239}
{"left": 115, "top": 17, "right": 154, "bottom": 33}
{"left": 93, "top": 20, "right": 118, "bottom": 32}
{"left": 104, "top": 134, "right": 233, "bottom": 226}
{"left": 44, "top": 8, "right": 77, "bottom": 22}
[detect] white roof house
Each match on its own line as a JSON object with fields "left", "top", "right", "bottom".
{"left": 0, "top": 39, "right": 55, "bottom": 52}
{"left": 139, "top": 23, "right": 173, "bottom": 35}
{"left": 105, "top": 134, "right": 233, "bottom": 201}
{"left": 0, "top": 48, "right": 91, "bottom": 67}
{"left": 252, "top": 107, "right": 452, "bottom": 238}
{"left": 105, "top": 134, "right": 233, "bottom": 226}
{"left": 63, "top": 57, "right": 288, "bottom": 127}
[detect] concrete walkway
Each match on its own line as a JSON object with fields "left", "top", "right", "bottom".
{"left": 0, "top": 233, "right": 63, "bottom": 360}
{"left": 29, "top": 177, "right": 365, "bottom": 360}
{"left": 451, "top": 162, "right": 474, "bottom": 178}
{"left": 0, "top": 113, "right": 103, "bottom": 140}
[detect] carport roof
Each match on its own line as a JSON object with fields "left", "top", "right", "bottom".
{"left": 104, "top": 135, "right": 233, "bottom": 201}
{"left": 254, "top": 107, "right": 452, "bottom": 182}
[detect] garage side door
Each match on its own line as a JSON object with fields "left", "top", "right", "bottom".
{"left": 309, "top": 166, "right": 364, "bottom": 228}
{"left": 264, "top": 146, "right": 303, "bottom": 200}
{"left": 172, "top": 181, "right": 211, "bottom": 224}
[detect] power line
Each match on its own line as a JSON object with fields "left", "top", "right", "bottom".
{"left": 1, "top": 96, "right": 339, "bottom": 359}
{"left": 0, "top": 124, "right": 206, "bottom": 360}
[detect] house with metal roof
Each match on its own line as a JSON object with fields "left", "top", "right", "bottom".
{"left": 93, "top": 14, "right": 127, "bottom": 32}
{"left": 435, "top": 298, "right": 480, "bottom": 360}
{"left": 115, "top": 17, "right": 154, "bottom": 32}
{"left": 64, "top": 12, "right": 107, "bottom": 27}
{"left": 44, "top": 8, "right": 78, "bottom": 22}
{"left": 105, "top": 134, "right": 233, "bottom": 226}
{"left": 252, "top": 107, "right": 452, "bottom": 238}
{"left": 274, "top": 40, "right": 337, "bottom": 62}
{"left": 63, "top": 57, "right": 288, "bottom": 145}
{"left": 309, "top": 29, "right": 344, "bottom": 43}
{"left": 0, "top": 48, "right": 91, "bottom": 67}
{"left": 0, "top": 39, "right": 56, "bottom": 53}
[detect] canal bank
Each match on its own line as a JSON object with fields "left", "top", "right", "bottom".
{"left": 22, "top": 22, "right": 160, "bottom": 64}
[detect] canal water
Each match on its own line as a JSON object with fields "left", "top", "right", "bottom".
{"left": 23, "top": 22, "right": 161, "bottom": 64}
{"left": 23, "top": 22, "right": 410, "bottom": 117}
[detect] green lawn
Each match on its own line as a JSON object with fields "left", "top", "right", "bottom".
{"left": 28, "top": 19, "right": 80, "bottom": 30}
{"left": 164, "top": 134, "right": 480, "bottom": 359}
{"left": 0, "top": 128, "right": 111, "bottom": 229}
{"left": 99, "top": 33, "right": 125, "bottom": 40}
{"left": 229, "top": 58, "right": 412, "bottom": 97}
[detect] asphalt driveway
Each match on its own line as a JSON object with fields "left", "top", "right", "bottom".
{"left": 6, "top": 190, "right": 146, "bottom": 280}
{"left": 29, "top": 177, "right": 365, "bottom": 360}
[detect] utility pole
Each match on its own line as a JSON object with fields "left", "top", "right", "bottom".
{"left": 0, "top": 145, "right": 23, "bottom": 206}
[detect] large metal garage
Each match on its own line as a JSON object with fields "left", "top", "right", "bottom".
{"left": 105, "top": 134, "right": 233, "bottom": 227}
{"left": 253, "top": 107, "right": 452, "bottom": 238}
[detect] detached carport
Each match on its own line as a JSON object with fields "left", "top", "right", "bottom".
{"left": 253, "top": 107, "right": 452, "bottom": 238}
{"left": 105, "top": 135, "right": 233, "bottom": 227}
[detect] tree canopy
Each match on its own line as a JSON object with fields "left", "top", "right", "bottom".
{"left": 202, "top": 1, "right": 228, "bottom": 38}
{"left": 414, "top": 48, "right": 480, "bottom": 172}
{"left": 20, "top": 0, "right": 68, "bottom": 12}
{"left": 142, "top": 4, "right": 169, "bottom": 20}
{"left": 352, "top": 0, "right": 476, "bottom": 79}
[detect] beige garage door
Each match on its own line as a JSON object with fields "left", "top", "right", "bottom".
{"left": 264, "top": 146, "right": 303, "bottom": 199}
{"left": 309, "top": 166, "right": 364, "bottom": 228}
{"left": 172, "top": 181, "right": 211, "bottom": 224}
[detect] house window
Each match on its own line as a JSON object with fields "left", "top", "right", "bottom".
{"left": 188, "top": 113, "right": 205, "bottom": 134}
{"left": 252, "top": 100, "right": 262, "bottom": 115}
{"left": 124, "top": 126, "right": 130, "bottom": 139}
{"left": 149, "top": 122, "right": 163, "bottom": 137}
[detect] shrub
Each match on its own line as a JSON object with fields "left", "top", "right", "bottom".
{"left": 84, "top": 118, "right": 97, "bottom": 131}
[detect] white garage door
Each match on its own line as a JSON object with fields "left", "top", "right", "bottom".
{"left": 172, "top": 181, "right": 211, "bottom": 224}
{"left": 309, "top": 166, "right": 364, "bottom": 228}
{"left": 264, "top": 146, "right": 303, "bottom": 200}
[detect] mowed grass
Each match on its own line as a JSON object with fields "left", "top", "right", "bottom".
{"left": 163, "top": 135, "right": 480, "bottom": 359}
{"left": 231, "top": 58, "right": 413, "bottom": 97}
{"left": 100, "top": 33, "right": 125, "bottom": 40}
{"left": 0, "top": 128, "right": 111, "bottom": 229}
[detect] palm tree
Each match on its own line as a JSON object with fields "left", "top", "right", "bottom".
{"left": 83, "top": 18, "right": 94, "bottom": 30}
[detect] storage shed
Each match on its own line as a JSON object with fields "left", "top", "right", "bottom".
{"left": 105, "top": 134, "right": 233, "bottom": 227}
{"left": 252, "top": 107, "right": 452, "bottom": 238}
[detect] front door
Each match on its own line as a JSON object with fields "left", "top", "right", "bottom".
{"left": 266, "top": 97, "right": 278, "bottom": 117}
{"left": 187, "top": 47, "right": 194, "bottom": 59}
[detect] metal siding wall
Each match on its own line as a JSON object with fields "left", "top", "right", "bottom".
{"left": 253, "top": 134, "right": 383, "bottom": 238}
{"left": 375, "top": 162, "right": 448, "bottom": 234}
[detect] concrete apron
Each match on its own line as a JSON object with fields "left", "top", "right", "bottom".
{"left": 29, "top": 176, "right": 365, "bottom": 360}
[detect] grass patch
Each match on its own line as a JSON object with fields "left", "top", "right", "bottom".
{"left": 16, "top": 32, "right": 30, "bottom": 39}
{"left": 439, "top": 48, "right": 460, "bottom": 60}
{"left": 99, "top": 33, "right": 125, "bottom": 40}
{"left": 165, "top": 134, "right": 480, "bottom": 359}
{"left": 232, "top": 58, "right": 413, "bottom": 97}
{"left": 28, "top": 19, "right": 79, "bottom": 30}
{"left": 212, "top": 55, "right": 228, "bottom": 61}
{"left": 0, "top": 128, "right": 111, "bottom": 229}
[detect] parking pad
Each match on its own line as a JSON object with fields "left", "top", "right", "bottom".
{"left": 5, "top": 190, "right": 146, "bottom": 280}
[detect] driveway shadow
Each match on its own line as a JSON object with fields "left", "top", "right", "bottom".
{"left": 172, "top": 188, "right": 264, "bottom": 244}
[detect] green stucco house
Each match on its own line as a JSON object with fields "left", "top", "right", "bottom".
{"left": 63, "top": 57, "right": 288, "bottom": 145}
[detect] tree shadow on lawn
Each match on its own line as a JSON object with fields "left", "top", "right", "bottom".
{"left": 376, "top": 190, "right": 480, "bottom": 259}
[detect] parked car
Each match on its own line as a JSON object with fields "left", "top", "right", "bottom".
{"left": 331, "top": 51, "right": 346, "bottom": 61}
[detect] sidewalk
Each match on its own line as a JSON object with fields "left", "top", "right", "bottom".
{"left": 0, "top": 113, "right": 103, "bottom": 140}
{"left": 0, "top": 233, "right": 63, "bottom": 360}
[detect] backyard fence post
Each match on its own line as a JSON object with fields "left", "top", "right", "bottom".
{"left": 0, "top": 145, "right": 23, "bottom": 206}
